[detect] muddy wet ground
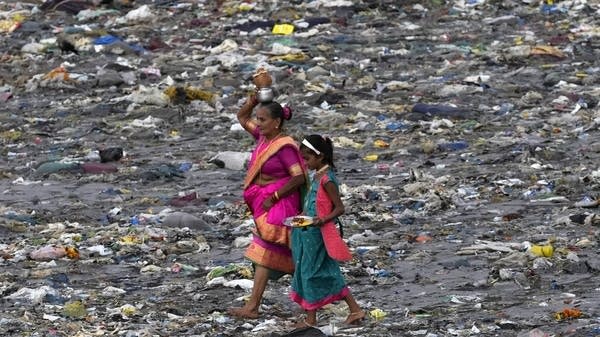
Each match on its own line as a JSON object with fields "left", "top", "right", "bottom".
{"left": 1, "top": 1, "right": 600, "bottom": 336}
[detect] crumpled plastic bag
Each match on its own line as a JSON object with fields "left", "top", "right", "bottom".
{"left": 43, "top": 66, "right": 70, "bottom": 81}
{"left": 210, "top": 39, "right": 238, "bottom": 54}
{"left": 5, "top": 286, "right": 57, "bottom": 304}
{"left": 76, "top": 9, "right": 119, "bottom": 21}
{"left": 29, "top": 245, "right": 67, "bottom": 261}
{"left": 210, "top": 151, "right": 251, "bottom": 170}
{"left": 118, "top": 5, "right": 155, "bottom": 24}
{"left": 206, "top": 276, "right": 253, "bottom": 290}
{"left": 115, "top": 86, "right": 170, "bottom": 106}
{"left": 305, "top": 0, "right": 353, "bottom": 8}
{"left": 162, "top": 212, "right": 211, "bottom": 231}
{"left": 127, "top": 115, "right": 164, "bottom": 129}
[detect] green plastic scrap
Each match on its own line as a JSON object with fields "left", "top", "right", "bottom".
{"left": 206, "top": 263, "right": 251, "bottom": 281}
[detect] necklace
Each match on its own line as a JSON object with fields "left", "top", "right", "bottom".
{"left": 262, "top": 129, "right": 282, "bottom": 143}
{"left": 258, "top": 133, "right": 282, "bottom": 151}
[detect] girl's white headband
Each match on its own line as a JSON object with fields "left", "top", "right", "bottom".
{"left": 302, "top": 139, "right": 320, "bottom": 155}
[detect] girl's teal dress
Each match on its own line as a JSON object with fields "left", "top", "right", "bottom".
{"left": 289, "top": 169, "right": 349, "bottom": 310}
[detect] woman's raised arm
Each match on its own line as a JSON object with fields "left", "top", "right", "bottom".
{"left": 237, "top": 95, "right": 258, "bottom": 133}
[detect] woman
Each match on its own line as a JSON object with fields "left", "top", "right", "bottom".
{"left": 228, "top": 94, "right": 306, "bottom": 319}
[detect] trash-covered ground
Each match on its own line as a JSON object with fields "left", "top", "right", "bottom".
{"left": 1, "top": 0, "right": 600, "bottom": 336}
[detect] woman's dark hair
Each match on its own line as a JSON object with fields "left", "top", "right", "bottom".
{"left": 301, "top": 134, "right": 335, "bottom": 168}
{"left": 261, "top": 101, "right": 292, "bottom": 128}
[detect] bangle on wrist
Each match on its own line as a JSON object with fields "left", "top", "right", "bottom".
{"left": 274, "top": 191, "right": 280, "bottom": 201}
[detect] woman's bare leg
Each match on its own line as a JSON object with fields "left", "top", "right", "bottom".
{"left": 228, "top": 264, "right": 269, "bottom": 319}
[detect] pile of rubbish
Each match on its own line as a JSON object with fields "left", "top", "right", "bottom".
{"left": 1, "top": 0, "right": 599, "bottom": 336}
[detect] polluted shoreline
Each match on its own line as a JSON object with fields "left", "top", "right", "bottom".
{"left": 1, "top": 0, "right": 600, "bottom": 336}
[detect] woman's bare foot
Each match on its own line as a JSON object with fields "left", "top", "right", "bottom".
{"left": 344, "top": 310, "right": 365, "bottom": 325}
{"left": 228, "top": 306, "right": 259, "bottom": 319}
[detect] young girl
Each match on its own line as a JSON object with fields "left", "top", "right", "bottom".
{"left": 289, "top": 134, "right": 365, "bottom": 328}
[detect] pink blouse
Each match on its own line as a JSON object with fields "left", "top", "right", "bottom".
{"left": 250, "top": 125, "right": 302, "bottom": 178}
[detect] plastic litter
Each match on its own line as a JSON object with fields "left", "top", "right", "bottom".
{"left": 29, "top": 245, "right": 67, "bottom": 261}
{"left": 2, "top": 1, "right": 600, "bottom": 336}
{"left": 63, "top": 301, "right": 87, "bottom": 318}
{"left": 529, "top": 244, "right": 554, "bottom": 258}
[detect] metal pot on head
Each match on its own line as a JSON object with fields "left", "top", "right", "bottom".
{"left": 257, "top": 87, "right": 274, "bottom": 103}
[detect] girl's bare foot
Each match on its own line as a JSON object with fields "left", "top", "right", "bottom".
{"left": 344, "top": 310, "right": 365, "bottom": 325}
{"left": 228, "top": 306, "right": 259, "bottom": 319}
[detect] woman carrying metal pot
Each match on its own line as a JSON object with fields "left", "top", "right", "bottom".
{"left": 228, "top": 69, "right": 307, "bottom": 319}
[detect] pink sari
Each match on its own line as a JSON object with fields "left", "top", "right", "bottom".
{"left": 243, "top": 133, "right": 305, "bottom": 275}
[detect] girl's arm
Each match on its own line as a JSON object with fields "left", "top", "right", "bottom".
{"left": 315, "top": 181, "right": 345, "bottom": 226}
{"left": 237, "top": 94, "right": 258, "bottom": 134}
